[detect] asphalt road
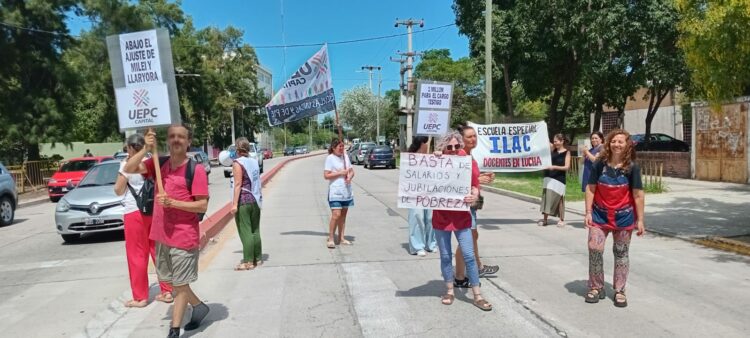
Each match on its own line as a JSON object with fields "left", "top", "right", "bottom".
{"left": 2, "top": 153, "right": 749, "bottom": 337}
{"left": 0, "top": 155, "right": 287, "bottom": 337}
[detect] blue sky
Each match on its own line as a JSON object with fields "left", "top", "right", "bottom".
{"left": 180, "top": 0, "right": 469, "bottom": 96}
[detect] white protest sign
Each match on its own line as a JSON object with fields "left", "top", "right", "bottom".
{"left": 469, "top": 121, "right": 552, "bottom": 172}
{"left": 418, "top": 83, "right": 452, "bottom": 110}
{"left": 107, "top": 28, "right": 180, "bottom": 132}
{"left": 398, "top": 153, "right": 472, "bottom": 211}
{"left": 119, "top": 30, "right": 163, "bottom": 87}
{"left": 415, "top": 110, "right": 450, "bottom": 135}
{"left": 115, "top": 83, "right": 172, "bottom": 130}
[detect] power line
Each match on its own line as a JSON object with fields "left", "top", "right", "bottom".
{"left": 255, "top": 24, "right": 454, "bottom": 49}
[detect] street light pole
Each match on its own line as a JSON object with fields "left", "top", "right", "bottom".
{"left": 361, "top": 65, "right": 382, "bottom": 143}
{"left": 485, "top": 0, "right": 493, "bottom": 124}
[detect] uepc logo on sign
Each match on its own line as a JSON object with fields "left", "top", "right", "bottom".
{"left": 415, "top": 80, "right": 453, "bottom": 137}
{"left": 106, "top": 28, "right": 181, "bottom": 131}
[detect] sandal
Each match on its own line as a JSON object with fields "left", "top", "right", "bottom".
{"left": 124, "top": 299, "right": 148, "bottom": 308}
{"left": 234, "top": 262, "right": 255, "bottom": 271}
{"left": 537, "top": 219, "right": 547, "bottom": 226}
{"left": 614, "top": 291, "right": 628, "bottom": 308}
{"left": 326, "top": 240, "right": 335, "bottom": 249}
{"left": 585, "top": 288, "right": 606, "bottom": 303}
{"left": 473, "top": 298, "right": 493, "bottom": 311}
{"left": 557, "top": 220, "right": 566, "bottom": 228}
{"left": 340, "top": 239, "right": 352, "bottom": 245}
{"left": 155, "top": 292, "right": 174, "bottom": 304}
{"left": 441, "top": 294, "right": 455, "bottom": 305}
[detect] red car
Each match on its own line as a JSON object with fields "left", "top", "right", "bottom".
{"left": 261, "top": 148, "right": 273, "bottom": 159}
{"left": 47, "top": 156, "right": 113, "bottom": 202}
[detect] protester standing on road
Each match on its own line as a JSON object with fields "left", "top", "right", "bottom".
{"left": 124, "top": 125, "right": 211, "bottom": 338}
{"left": 432, "top": 131, "right": 492, "bottom": 311}
{"left": 323, "top": 139, "right": 355, "bottom": 249}
{"left": 114, "top": 134, "right": 173, "bottom": 307}
{"left": 584, "top": 129, "right": 645, "bottom": 308}
{"left": 453, "top": 125, "right": 498, "bottom": 288}
{"left": 581, "top": 131, "right": 604, "bottom": 192}
{"left": 230, "top": 137, "right": 263, "bottom": 270}
{"left": 406, "top": 136, "right": 436, "bottom": 256}
{"left": 539, "top": 134, "right": 571, "bottom": 227}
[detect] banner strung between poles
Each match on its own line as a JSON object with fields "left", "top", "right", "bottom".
{"left": 266, "top": 44, "right": 336, "bottom": 126}
{"left": 468, "top": 121, "right": 552, "bottom": 172}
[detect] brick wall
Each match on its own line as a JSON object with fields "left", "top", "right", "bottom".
{"left": 637, "top": 151, "right": 691, "bottom": 179}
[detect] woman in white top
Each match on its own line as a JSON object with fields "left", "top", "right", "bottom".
{"left": 114, "top": 134, "right": 173, "bottom": 307}
{"left": 323, "top": 139, "right": 355, "bottom": 249}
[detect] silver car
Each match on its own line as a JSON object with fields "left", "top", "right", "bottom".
{"left": 55, "top": 161, "right": 125, "bottom": 243}
{"left": 0, "top": 162, "right": 18, "bottom": 226}
{"left": 223, "top": 143, "right": 264, "bottom": 178}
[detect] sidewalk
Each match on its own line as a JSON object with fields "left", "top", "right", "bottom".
{"left": 484, "top": 175, "right": 750, "bottom": 253}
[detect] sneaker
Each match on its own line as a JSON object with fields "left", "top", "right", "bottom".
{"left": 416, "top": 250, "right": 427, "bottom": 257}
{"left": 184, "top": 302, "right": 210, "bottom": 331}
{"left": 453, "top": 277, "right": 470, "bottom": 288}
{"left": 478, "top": 265, "right": 500, "bottom": 277}
{"left": 167, "top": 327, "right": 180, "bottom": 338}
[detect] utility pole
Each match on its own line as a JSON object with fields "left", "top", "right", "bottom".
{"left": 484, "top": 0, "right": 493, "bottom": 124}
{"left": 361, "top": 65, "right": 382, "bottom": 144}
{"left": 395, "top": 18, "right": 424, "bottom": 148}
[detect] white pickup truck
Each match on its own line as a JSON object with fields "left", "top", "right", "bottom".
{"left": 223, "top": 142, "right": 264, "bottom": 178}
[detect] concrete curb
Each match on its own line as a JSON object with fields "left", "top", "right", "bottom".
{"left": 480, "top": 184, "right": 750, "bottom": 256}
{"left": 18, "top": 197, "right": 49, "bottom": 209}
{"left": 198, "top": 152, "right": 325, "bottom": 250}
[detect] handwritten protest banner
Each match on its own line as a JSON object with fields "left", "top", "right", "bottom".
{"left": 398, "top": 153, "right": 472, "bottom": 211}
{"left": 468, "top": 121, "right": 552, "bottom": 172}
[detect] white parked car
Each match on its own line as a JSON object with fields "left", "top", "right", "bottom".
{"left": 223, "top": 143, "right": 263, "bottom": 178}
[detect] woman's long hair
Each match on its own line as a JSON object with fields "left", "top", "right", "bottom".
{"left": 328, "top": 138, "right": 343, "bottom": 154}
{"left": 407, "top": 136, "right": 429, "bottom": 153}
{"left": 598, "top": 129, "right": 636, "bottom": 173}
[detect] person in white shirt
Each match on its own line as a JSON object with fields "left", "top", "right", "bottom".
{"left": 114, "top": 134, "right": 173, "bottom": 307}
{"left": 323, "top": 139, "right": 355, "bottom": 249}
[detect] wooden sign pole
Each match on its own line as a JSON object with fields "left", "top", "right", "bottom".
{"left": 334, "top": 109, "right": 344, "bottom": 142}
{"left": 149, "top": 128, "right": 165, "bottom": 194}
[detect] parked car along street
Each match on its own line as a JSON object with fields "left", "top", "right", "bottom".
{"left": 283, "top": 147, "right": 295, "bottom": 156}
{"left": 55, "top": 161, "right": 124, "bottom": 243}
{"left": 187, "top": 151, "right": 211, "bottom": 181}
{"left": 364, "top": 145, "right": 397, "bottom": 169}
{"left": 348, "top": 142, "right": 376, "bottom": 165}
{"left": 293, "top": 146, "right": 309, "bottom": 155}
{"left": 0, "top": 162, "right": 18, "bottom": 226}
{"left": 632, "top": 133, "right": 690, "bottom": 152}
{"left": 260, "top": 148, "right": 273, "bottom": 159}
{"left": 47, "top": 156, "right": 113, "bottom": 202}
{"left": 223, "top": 143, "right": 264, "bottom": 178}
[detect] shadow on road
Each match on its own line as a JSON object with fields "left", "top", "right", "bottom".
{"left": 279, "top": 230, "right": 356, "bottom": 242}
{"left": 648, "top": 197, "right": 750, "bottom": 238}
{"left": 709, "top": 252, "right": 750, "bottom": 265}
{"left": 394, "top": 280, "right": 444, "bottom": 298}
{"left": 160, "top": 302, "right": 229, "bottom": 337}
{"left": 61, "top": 230, "right": 125, "bottom": 245}
{"left": 564, "top": 279, "right": 614, "bottom": 300}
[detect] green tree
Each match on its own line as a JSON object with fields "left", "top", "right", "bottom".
{"left": 676, "top": 0, "right": 750, "bottom": 102}
{"left": 0, "top": 0, "right": 80, "bottom": 160}
{"left": 338, "top": 86, "right": 386, "bottom": 140}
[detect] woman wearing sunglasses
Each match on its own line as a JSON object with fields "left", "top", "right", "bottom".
{"left": 432, "top": 131, "right": 492, "bottom": 311}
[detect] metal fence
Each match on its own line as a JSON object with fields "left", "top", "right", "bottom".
{"left": 6, "top": 160, "right": 59, "bottom": 193}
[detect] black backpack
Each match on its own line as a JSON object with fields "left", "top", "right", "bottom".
{"left": 127, "top": 157, "right": 205, "bottom": 221}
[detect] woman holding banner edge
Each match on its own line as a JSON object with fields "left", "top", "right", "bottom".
{"left": 432, "top": 131, "right": 492, "bottom": 311}
{"left": 406, "top": 136, "right": 437, "bottom": 256}
{"left": 539, "top": 134, "right": 571, "bottom": 227}
{"left": 453, "top": 125, "right": 498, "bottom": 288}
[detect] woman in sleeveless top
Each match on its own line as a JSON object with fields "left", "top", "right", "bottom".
{"left": 539, "top": 134, "right": 571, "bottom": 227}
{"left": 231, "top": 138, "right": 263, "bottom": 270}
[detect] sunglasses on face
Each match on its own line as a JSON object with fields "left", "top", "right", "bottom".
{"left": 444, "top": 144, "right": 463, "bottom": 151}
{"left": 128, "top": 143, "right": 143, "bottom": 151}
